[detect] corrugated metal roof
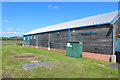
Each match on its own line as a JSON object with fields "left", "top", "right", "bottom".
{"left": 24, "top": 11, "right": 119, "bottom": 35}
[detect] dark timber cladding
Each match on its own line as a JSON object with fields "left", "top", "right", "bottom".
{"left": 31, "top": 30, "right": 68, "bottom": 49}
{"left": 29, "top": 24, "right": 114, "bottom": 55}
{"left": 24, "top": 11, "right": 120, "bottom": 55}
{"left": 71, "top": 25, "right": 113, "bottom": 55}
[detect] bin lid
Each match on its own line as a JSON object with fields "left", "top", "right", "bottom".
{"left": 66, "top": 41, "right": 82, "bottom": 43}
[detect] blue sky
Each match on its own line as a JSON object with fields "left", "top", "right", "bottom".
{"left": 2, "top": 2, "right": 118, "bottom": 37}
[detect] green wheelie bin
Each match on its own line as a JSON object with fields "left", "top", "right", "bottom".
{"left": 66, "top": 41, "right": 83, "bottom": 58}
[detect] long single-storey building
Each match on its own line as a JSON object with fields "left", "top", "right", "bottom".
{"left": 23, "top": 11, "right": 120, "bottom": 62}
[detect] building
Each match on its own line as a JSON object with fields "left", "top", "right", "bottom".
{"left": 23, "top": 11, "right": 120, "bottom": 62}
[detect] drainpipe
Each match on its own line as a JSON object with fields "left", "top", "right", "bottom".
{"left": 112, "top": 24, "right": 115, "bottom": 55}
{"left": 22, "top": 36, "right": 25, "bottom": 46}
{"left": 48, "top": 34, "right": 51, "bottom": 50}
{"left": 36, "top": 35, "right": 38, "bottom": 48}
{"left": 28, "top": 35, "right": 30, "bottom": 47}
{"left": 111, "top": 24, "right": 116, "bottom": 63}
{"left": 68, "top": 29, "right": 71, "bottom": 41}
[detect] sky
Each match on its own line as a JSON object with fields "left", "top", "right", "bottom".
{"left": 2, "top": 2, "right": 119, "bottom": 37}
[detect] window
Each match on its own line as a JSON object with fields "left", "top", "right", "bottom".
{"left": 30, "top": 36, "right": 32, "bottom": 39}
{"left": 34, "top": 35, "right": 36, "bottom": 39}
{"left": 23, "top": 37, "right": 25, "bottom": 40}
{"left": 28, "top": 36, "right": 29, "bottom": 40}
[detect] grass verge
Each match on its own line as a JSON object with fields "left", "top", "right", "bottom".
{"left": 1, "top": 40, "right": 23, "bottom": 43}
{"left": 2, "top": 45, "right": 118, "bottom": 78}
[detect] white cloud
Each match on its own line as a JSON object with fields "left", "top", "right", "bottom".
{"left": 7, "top": 28, "right": 13, "bottom": 31}
{"left": 0, "top": 32, "right": 24, "bottom": 37}
{"left": 5, "top": 19, "right": 9, "bottom": 23}
{"left": 7, "top": 28, "right": 25, "bottom": 32}
{"left": 16, "top": 29, "right": 25, "bottom": 32}
{"left": 48, "top": 4, "right": 51, "bottom": 8}
{"left": 53, "top": 6, "right": 59, "bottom": 9}
{"left": 48, "top": 4, "right": 59, "bottom": 9}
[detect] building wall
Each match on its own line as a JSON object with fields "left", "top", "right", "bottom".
{"left": 114, "top": 18, "right": 120, "bottom": 51}
{"left": 30, "top": 35, "right": 36, "bottom": 46}
{"left": 29, "top": 25, "right": 113, "bottom": 55}
{"left": 33, "top": 30, "right": 68, "bottom": 49}
{"left": 115, "top": 18, "right": 120, "bottom": 37}
{"left": 37, "top": 33, "right": 49, "bottom": 47}
{"left": 71, "top": 25, "right": 113, "bottom": 55}
{"left": 48, "top": 30, "right": 68, "bottom": 49}
{"left": 26, "top": 22, "right": 120, "bottom": 55}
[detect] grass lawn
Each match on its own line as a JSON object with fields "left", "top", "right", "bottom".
{"left": 1, "top": 40, "right": 23, "bottom": 43}
{"left": 1, "top": 45, "right": 119, "bottom": 78}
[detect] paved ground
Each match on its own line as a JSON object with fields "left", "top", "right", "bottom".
{"left": 105, "top": 63, "right": 120, "bottom": 69}
{"left": 21, "top": 61, "right": 59, "bottom": 70}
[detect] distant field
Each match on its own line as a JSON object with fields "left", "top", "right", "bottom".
{"left": 0, "top": 40, "right": 23, "bottom": 43}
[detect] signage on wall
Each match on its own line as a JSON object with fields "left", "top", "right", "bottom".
{"left": 80, "top": 32, "right": 97, "bottom": 35}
